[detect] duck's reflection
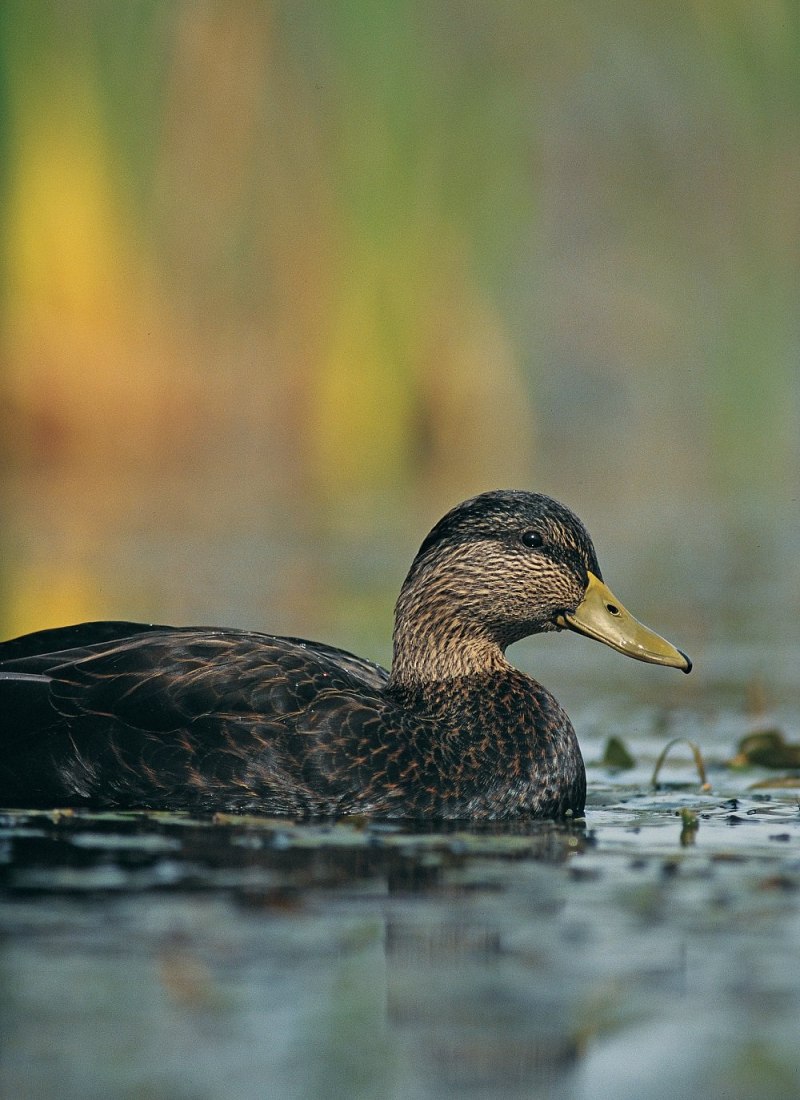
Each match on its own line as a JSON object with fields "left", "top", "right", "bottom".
{"left": 376, "top": 820, "right": 586, "bottom": 1096}
{"left": 1, "top": 811, "right": 589, "bottom": 1097}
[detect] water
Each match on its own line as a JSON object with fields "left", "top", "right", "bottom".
{"left": 2, "top": 693, "right": 799, "bottom": 1100}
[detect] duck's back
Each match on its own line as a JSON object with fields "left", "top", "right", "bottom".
{"left": 0, "top": 622, "right": 393, "bottom": 814}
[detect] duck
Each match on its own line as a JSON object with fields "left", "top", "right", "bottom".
{"left": 0, "top": 490, "right": 690, "bottom": 820}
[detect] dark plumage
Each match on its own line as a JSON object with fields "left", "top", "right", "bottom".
{"left": 0, "top": 491, "right": 690, "bottom": 820}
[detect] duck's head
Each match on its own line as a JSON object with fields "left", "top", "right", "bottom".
{"left": 393, "top": 490, "right": 690, "bottom": 679}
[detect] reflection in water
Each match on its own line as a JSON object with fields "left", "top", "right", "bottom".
{"left": 384, "top": 915, "right": 582, "bottom": 1096}
{"left": 385, "top": 822, "right": 585, "bottom": 1094}
{"left": 0, "top": 812, "right": 588, "bottom": 1098}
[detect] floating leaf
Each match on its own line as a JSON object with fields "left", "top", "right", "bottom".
{"left": 731, "top": 730, "right": 800, "bottom": 770}
{"left": 748, "top": 776, "right": 800, "bottom": 790}
{"left": 600, "top": 736, "right": 636, "bottom": 771}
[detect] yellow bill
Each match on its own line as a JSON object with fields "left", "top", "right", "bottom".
{"left": 557, "top": 572, "right": 691, "bottom": 673}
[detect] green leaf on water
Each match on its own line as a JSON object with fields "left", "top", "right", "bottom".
{"left": 731, "top": 730, "right": 800, "bottom": 770}
{"left": 600, "top": 736, "right": 636, "bottom": 771}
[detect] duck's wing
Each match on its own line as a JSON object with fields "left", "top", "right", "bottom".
{"left": 0, "top": 621, "right": 177, "bottom": 667}
{"left": 0, "top": 620, "right": 388, "bottom": 683}
{"left": 0, "top": 624, "right": 391, "bottom": 813}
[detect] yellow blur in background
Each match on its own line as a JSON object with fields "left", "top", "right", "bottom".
{"left": 1, "top": 2, "right": 798, "bottom": 660}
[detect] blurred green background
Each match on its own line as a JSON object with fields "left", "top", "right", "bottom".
{"left": 0, "top": 1, "right": 797, "bottom": 677}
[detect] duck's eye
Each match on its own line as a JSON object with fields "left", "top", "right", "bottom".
{"left": 520, "top": 530, "right": 544, "bottom": 549}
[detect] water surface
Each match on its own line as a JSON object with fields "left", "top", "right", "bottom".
{"left": 2, "top": 678, "right": 799, "bottom": 1100}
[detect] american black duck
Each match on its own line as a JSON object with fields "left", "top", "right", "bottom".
{"left": 0, "top": 490, "right": 690, "bottom": 819}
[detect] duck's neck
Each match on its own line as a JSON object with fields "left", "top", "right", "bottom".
{"left": 388, "top": 583, "right": 511, "bottom": 688}
{"left": 390, "top": 631, "right": 510, "bottom": 687}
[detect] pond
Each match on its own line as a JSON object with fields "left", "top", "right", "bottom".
{"left": 2, "top": 663, "right": 799, "bottom": 1100}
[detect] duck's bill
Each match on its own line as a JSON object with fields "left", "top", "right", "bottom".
{"left": 556, "top": 572, "right": 692, "bottom": 673}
